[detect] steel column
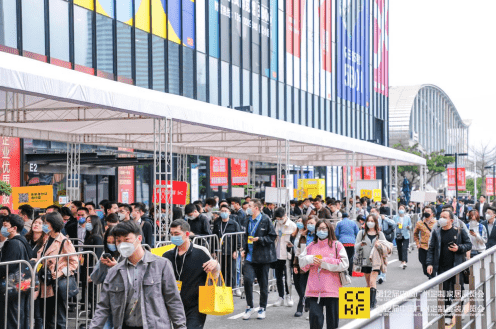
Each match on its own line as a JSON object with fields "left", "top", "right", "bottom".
{"left": 66, "top": 143, "right": 80, "bottom": 202}
{"left": 388, "top": 161, "right": 393, "bottom": 216}
{"left": 346, "top": 154, "right": 349, "bottom": 214}
{"left": 285, "top": 140, "right": 290, "bottom": 213}
{"left": 352, "top": 152, "right": 357, "bottom": 220}
{"left": 394, "top": 161, "right": 398, "bottom": 215}
{"left": 154, "top": 118, "right": 173, "bottom": 242}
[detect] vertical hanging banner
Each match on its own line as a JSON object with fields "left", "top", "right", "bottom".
{"left": 182, "top": 0, "right": 195, "bottom": 48}
{"left": 269, "top": 0, "right": 278, "bottom": 79}
{"left": 271, "top": 175, "right": 276, "bottom": 187}
{"left": 118, "top": 148, "right": 135, "bottom": 204}
{"left": 457, "top": 168, "right": 466, "bottom": 191}
{"left": 364, "top": 166, "right": 376, "bottom": 180}
{"left": 210, "top": 157, "right": 228, "bottom": 186}
{"left": 447, "top": 168, "right": 456, "bottom": 191}
{"left": 0, "top": 137, "right": 21, "bottom": 211}
{"left": 337, "top": 0, "right": 370, "bottom": 107}
{"left": 487, "top": 177, "right": 494, "bottom": 196}
{"left": 208, "top": 0, "right": 219, "bottom": 57}
{"left": 231, "top": 159, "right": 249, "bottom": 185}
{"left": 374, "top": 0, "right": 388, "bottom": 96}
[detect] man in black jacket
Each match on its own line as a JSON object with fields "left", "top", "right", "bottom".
{"left": 475, "top": 195, "right": 490, "bottom": 218}
{"left": 240, "top": 199, "right": 277, "bottom": 321}
{"left": 426, "top": 210, "right": 472, "bottom": 326}
{"left": 481, "top": 207, "right": 496, "bottom": 249}
{"left": 131, "top": 203, "right": 155, "bottom": 247}
{"left": 184, "top": 203, "right": 211, "bottom": 237}
{"left": 0, "top": 214, "right": 34, "bottom": 329}
{"left": 231, "top": 197, "right": 248, "bottom": 231}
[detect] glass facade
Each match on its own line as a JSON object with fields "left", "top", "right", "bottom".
{"left": 1, "top": 0, "right": 389, "bottom": 145}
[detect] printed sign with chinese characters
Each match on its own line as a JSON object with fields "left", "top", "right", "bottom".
{"left": 210, "top": 157, "right": 228, "bottom": 186}
{"left": 0, "top": 137, "right": 21, "bottom": 210}
{"left": 231, "top": 159, "right": 248, "bottom": 185}
{"left": 12, "top": 185, "right": 54, "bottom": 209}
{"left": 363, "top": 166, "right": 376, "bottom": 180}
{"left": 118, "top": 147, "right": 135, "bottom": 204}
{"left": 153, "top": 181, "right": 188, "bottom": 205}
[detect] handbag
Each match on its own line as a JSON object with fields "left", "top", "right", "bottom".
{"left": 335, "top": 243, "right": 351, "bottom": 286}
{"left": 199, "top": 272, "right": 234, "bottom": 316}
{"left": 56, "top": 274, "right": 79, "bottom": 302}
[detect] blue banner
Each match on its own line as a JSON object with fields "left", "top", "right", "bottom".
{"left": 208, "top": 0, "right": 219, "bottom": 58}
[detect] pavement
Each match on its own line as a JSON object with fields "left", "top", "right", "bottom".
{"left": 204, "top": 247, "right": 433, "bottom": 329}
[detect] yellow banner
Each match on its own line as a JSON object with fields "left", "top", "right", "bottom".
{"left": 339, "top": 287, "right": 370, "bottom": 319}
{"left": 360, "top": 190, "right": 372, "bottom": 199}
{"left": 12, "top": 185, "right": 54, "bottom": 209}
{"left": 373, "top": 189, "right": 382, "bottom": 202}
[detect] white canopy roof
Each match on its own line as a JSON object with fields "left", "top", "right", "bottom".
{"left": 0, "top": 52, "right": 425, "bottom": 167}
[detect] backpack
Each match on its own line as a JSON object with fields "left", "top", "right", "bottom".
{"left": 465, "top": 222, "right": 483, "bottom": 236}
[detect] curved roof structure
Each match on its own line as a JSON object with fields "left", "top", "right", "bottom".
{"left": 389, "top": 85, "right": 469, "bottom": 155}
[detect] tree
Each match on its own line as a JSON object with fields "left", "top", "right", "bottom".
{"left": 466, "top": 177, "right": 483, "bottom": 199}
{"left": 392, "top": 143, "right": 454, "bottom": 189}
{"left": 470, "top": 142, "right": 496, "bottom": 195}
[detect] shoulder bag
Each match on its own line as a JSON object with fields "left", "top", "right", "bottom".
{"left": 335, "top": 242, "right": 351, "bottom": 286}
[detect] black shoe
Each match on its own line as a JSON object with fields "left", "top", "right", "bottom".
{"left": 378, "top": 278, "right": 383, "bottom": 284}
{"left": 294, "top": 312, "right": 303, "bottom": 317}
{"left": 370, "top": 288, "right": 377, "bottom": 309}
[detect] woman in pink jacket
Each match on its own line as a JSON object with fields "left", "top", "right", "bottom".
{"left": 299, "top": 219, "right": 349, "bottom": 329}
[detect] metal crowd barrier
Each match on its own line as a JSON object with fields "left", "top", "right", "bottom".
{"left": 341, "top": 244, "right": 496, "bottom": 329}
{"left": 192, "top": 234, "right": 221, "bottom": 259}
{"left": 156, "top": 240, "right": 173, "bottom": 248}
{"left": 219, "top": 232, "right": 245, "bottom": 296}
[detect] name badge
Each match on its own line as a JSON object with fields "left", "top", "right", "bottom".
{"left": 176, "top": 281, "right": 182, "bottom": 291}
{"left": 248, "top": 236, "right": 254, "bottom": 244}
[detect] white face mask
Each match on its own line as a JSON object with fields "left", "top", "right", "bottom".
{"left": 486, "top": 213, "right": 493, "bottom": 221}
{"left": 438, "top": 218, "right": 449, "bottom": 227}
{"left": 366, "top": 222, "right": 375, "bottom": 229}
{"left": 117, "top": 238, "right": 138, "bottom": 258}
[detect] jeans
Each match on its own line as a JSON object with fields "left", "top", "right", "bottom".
{"left": 34, "top": 298, "right": 43, "bottom": 329}
{"left": 306, "top": 297, "right": 339, "bottom": 329}
{"left": 0, "top": 291, "right": 30, "bottom": 329}
{"left": 418, "top": 248, "right": 433, "bottom": 279}
{"left": 274, "top": 259, "right": 289, "bottom": 298}
{"left": 344, "top": 246, "right": 355, "bottom": 276}
{"left": 242, "top": 261, "right": 270, "bottom": 309}
{"left": 185, "top": 305, "right": 207, "bottom": 329}
{"left": 396, "top": 238, "right": 409, "bottom": 262}
{"left": 103, "top": 314, "right": 113, "bottom": 329}
{"left": 293, "top": 271, "right": 309, "bottom": 313}
{"left": 377, "top": 271, "right": 387, "bottom": 281}
{"left": 40, "top": 296, "right": 67, "bottom": 329}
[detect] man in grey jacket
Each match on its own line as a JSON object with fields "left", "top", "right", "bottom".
{"left": 89, "top": 220, "right": 186, "bottom": 329}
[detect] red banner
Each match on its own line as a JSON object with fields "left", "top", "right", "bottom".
{"left": 447, "top": 168, "right": 456, "bottom": 191}
{"left": 231, "top": 159, "right": 248, "bottom": 185}
{"left": 118, "top": 147, "right": 135, "bottom": 204}
{"left": 271, "top": 175, "right": 276, "bottom": 188}
{"left": 210, "top": 157, "right": 228, "bottom": 186}
{"left": 448, "top": 168, "right": 466, "bottom": 191}
{"left": 153, "top": 180, "right": 188, "bottom": 205}
{"left": 457, "top": 168, "right": 466, "bottom": 191}
{"left": 487, "top": 177, "right": 494, "bottom": 196}
{"left": 0, "top": 137, "right": 21, "bottom": 211}
{"left": 364, "top": 166, "right": 376, "bottom": 180}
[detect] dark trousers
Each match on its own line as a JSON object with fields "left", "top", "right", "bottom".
{"left": 221, "top": 255, "right": 237, "bottom": 287}
{"left": 0, "top": 292, "right": 30, "bottom": 329}
{"left": 274, "top": 259, "right": 289, "bottom": 298}
{"left": 306, "top": 297, "right": 339, "bottom": 329}
{"left": 344, "top": 246, "right": 355, "bottom": 276}
{"left": 438, "top": 266, "right": 464, "bottom": 319}
{"left": 396, "top": 238, "right": 409, "bottom": 262}
{"left": 243, "top": 261, "right": 270, "bottom": 309}
{"left": 123, "top": 326, "right": 143, "bottom": 329}
{"left": 40, "top": 296, "right": 67, "bottom": 329}
{"left": 185, "top": 305, "right": 207, "bottom": 329}
{"left": 293, "top": 271, "right": 309, "bottom": 313}
{"left": 418, "top": 248, "right": 433, "bottom": 279}
{"left": 34, "top": 298, "right": 43, "bottom": 329}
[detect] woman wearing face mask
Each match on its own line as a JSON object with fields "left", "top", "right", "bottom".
{"left": 90, "top": 227, "right": 121, "bottom": 329}
{"left": 466, "top": 210, "right": 487, "bottom": 259}
{"left": 355, "top": 215, "right": 386, "bottom": 308}
{"left": 413, "top": 205, "right": 436, "bottom": 279}
{"left": 393, "top": 205, "right": 411, "bottom": 269}
{"left": 291, "top": 216, "right": 309, "bottom": 317}
{"left": 299, "top": 219, "right": 349, "bottom": 329}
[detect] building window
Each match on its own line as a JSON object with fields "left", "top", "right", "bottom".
{"left": 307, "top": 94, "right": 312, "bottom": 127}
{"left": 116, "top": 22, "right": 132, "bottom": 84}
{"left": 221, "top": 61, "right": 230, "bottom": 107}
{"left": 22, "top": 0, "right": 46, "bottom": 60}
{"left": 196, "top": 52, "right": 207, "bottom": 101}
{"left": 96, "top": 14, "right": 114, "bottom": 79}
{"left": 278, "top": 82, "right": 284, "bottom": 120}
{"left": 209, "top": 56, "right": 219, "bottom": 105}
{"left": 168, "top": 41, "right": 180, "bottom": 95}
{"left": 270, "top": 79, "right": 276, "bottom": 118}
{"left": 220, "top": 0, "right": 230, "bottom": 62}
{"left": 242, "top": 69, "right": 250, "bottom": 106}
{"left": 0, "top": 0, "right": 18, "bottom": 53}
{"left": 293, "top": 89, "right": 299, "bottom": 125}
{"left": 232, "top": 66, "right": 240, "bottom": 108}
{"left": 252, "top": 72, "right": 260, "bottom": 114}
{"left": 74, "top": 5, "right": 93, "bottom": 74}
{"left": 261, "top": 76, "right": 268, "bottom": 116}
{"left": 152, "top": 35, "right": 166, "bottom": 92}
{"left": 286, "top": 85, "right": 292, "bottom": 122}
{"left": 196, "top": 0, "right": 206, "bottom": 53}
{"left": 135, "top": 29, "right": 149, "bottom": 88}
{"left": 232, "top": 0, "right": 241, "bottom": 67}
{"left": 183, "top": 47, "right": 194, "bottom": 98}
{"left": 49, "top": 0, "right": 70, "bottom": 67}
{"left": 241, "top": 0, "right": 251, "bottom": 70}
{"left": 251, "top": 0, "right": 260, "bottom": 74}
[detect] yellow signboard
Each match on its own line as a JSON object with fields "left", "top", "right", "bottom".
{"left": 339, "top": 287, "right": 370, "bottom": 319}
{"left": 296, "top": 179, "right": 326, "bottom": 200}
{"left": 12, "top": 185, "right": 54, "bottom": 209}
{"left": 360, "top": 190, "right": 372, "bottom": 199}
{"left": 151, "top": 244, "right": 175, "bottom": 256}
{"left": 373, "top": 189, "right": 382, "bottom": 202}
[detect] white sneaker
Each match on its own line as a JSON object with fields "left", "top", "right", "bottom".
{"left": 284, "top": 295, "right": 294, "bottom": 307}
{"left": 399, "top": 264, "right": 404, "bottom": 268}
{"left": 235, "top": 289, "right": 243, "bottom": 297}
{"left": 257, "top": 308, "right": 266, "bottom": 319}
{"left": 274, "top": 297, "right": 284, "bottom": 307}
{"left": 445, "top": 317, "right": 452, "bottom": 325}
{"left": 242, "top": 308, "right": 256, "bottom": 320}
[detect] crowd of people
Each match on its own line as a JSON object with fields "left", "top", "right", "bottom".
{"left": 0, "top": 193, "right": 493, "bottom": 328}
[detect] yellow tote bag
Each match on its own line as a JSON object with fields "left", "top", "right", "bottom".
{"left": 198, "top": 272, "right": 234, "bottom": 316}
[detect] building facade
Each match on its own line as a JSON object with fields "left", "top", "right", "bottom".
{"left": 389, "top": 85, "right": 470, "bottom": 190}
{"left": 0, "top": 0, "right": 390, "bottom": 205}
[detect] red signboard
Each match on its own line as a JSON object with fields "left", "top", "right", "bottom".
{"left": 364, "top": 166, "right": 376, "bottom": 180}
{"left": 118, "top": 147, "right": 135, "bottom": 204}
{"left": 457, "top": 168, "right": 466, "bottom": 191}
{"left": 271, "top": 175, "right": 276, "bottom": 188}
{"left": 487, "top": 177, "right": 494, "bottom": 196}
{"left": 0, "top": 137, "right": 21, "bottom": 211}
{"left": 153, "top": 180, "right": 188, "bottom": 205}
{"left": 210, "top": 157, "right": 228, "bottom": 186}
{"left": 447, "top": 168, "right": 456, "bottom": 191}
{"left": 231, "top": 159, "right": 248, "bottom": 185}
{"left": 448, "top": 168, "right": 466, "bottom": 191}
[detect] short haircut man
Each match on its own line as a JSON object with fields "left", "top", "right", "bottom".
{"left": 18, "top": 204, "right": 33, "bottom": 220}
{"left": 0, "top": 206, "right": 11, "bottom": 216}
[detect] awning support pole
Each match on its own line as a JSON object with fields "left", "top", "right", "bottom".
{"left": 352, "top": 152, "right": 357, "bottom": 220}
{"left": 285, "top": 139, "right": 290, "bottom": 213}
{"left": 388, "top": 160, "right": 393, "bottom": 216}
{"left": 249, "top": 161, "right": 256, "bottom": 198}
{"left": 176, "top": 154, "right": 187, "bottom": 183}
{"left": 66, "top": 143, "right": 80, "bottom": 202}
{"left": 394, "top": 161, "right": 399, "bottom": 216}
{"left": 346, "top": 154, "right": 349, "bottom": 216}
{"left": 277, "top": 140, "right": 282, "bottom": 206}
{"left": 154, "top": 118, "right": 173, "bottom": 242}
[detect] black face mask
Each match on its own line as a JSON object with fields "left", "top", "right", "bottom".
{"left": 423, "top": 212, "right": 431, "bottom": 219}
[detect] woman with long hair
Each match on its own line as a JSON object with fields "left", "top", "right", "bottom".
{"left": 291, "top": 216, "right": 309, "bottom": 317}
{"left": 299, "top": 219, "right": 349, "bottom": 329}
{"left": 466, "top": 209, "right": 487, "bottom": 258}
{"left": 393, "top": 204, "right": 412, "bottom": 269}
{"left": 25, "top": 215, "right": 47, "bottom": 254}
{"left": 355, "top": 214, "right": 386, "bottom": 308}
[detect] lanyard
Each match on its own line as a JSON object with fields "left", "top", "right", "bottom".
{"left": 174, "top": 247, "right": 187, "bottom": 280}
{"left": 220, "top": 221, "right": 229, "bottom": 236}
{"left": 249, "top": 218, "right": 261, "bottom": 236}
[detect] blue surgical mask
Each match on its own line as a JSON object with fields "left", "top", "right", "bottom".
{"left": 78, "top": 217, "right": 86, "bottom": 225}
{"left": 316, "top": 231, "right": 328, "bottom": 240}
{"left": 246, "top": 208, "right": 253, "bottom": 216}
{"left": 1, "top": 226, "right": 10, "bottom": 238}
{"left": 220, "top": 212, "right": 229, "bottom": 220}
{"left": 171, "top": 236, "right": 185, "bottom": 246}
{"left": 107, "top": 244, "right": 117, "bottom": 252}
{"left": 307, "top": 224, "right": 315, "bottom": 233}
{"left": 399, "top": 210, "right": 405, "bottom": 215}
{"left": 85, "top": 223, "right": 93, "bottom": 232}
{"left": 296, "top": 222, "right": 304, "bottom": 230}
{"left": 42, "top": 224, "right": 51, "bottom": 234}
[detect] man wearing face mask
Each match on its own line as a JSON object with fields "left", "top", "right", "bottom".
{"left": 131, "top": 204, "right": 155, "bottom": 248}
{"left": 273, "top": 207, "right": 297, "bottom": 307}
{"left": 76, "top": 207, "right": 90, "bottom": 245}
{"left": 118, "top": 204, "right": 132, "bottom": 222}
{"left": 184, "top": 204, "right": 211, "bottom": 237}
{"left": 212, "top": 205, "right": 242, "bottom": 288}
{"left": 426, "top": 210, "right": 472, "bottom": 326}
{"left": 163, "top": 220, "right": 220, "bottom": 329}
{"left": 90, "top": 220, "right": 187, "bottom": 329}
{"left": 481, "top": 207, "right": 496, "bottom": 249}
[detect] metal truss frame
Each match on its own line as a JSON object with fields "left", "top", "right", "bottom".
{"left": 352, "top": 152, "right": 357, "bottom": 220}
{"left": 154, "top": 118, "right": 173, "bottom": 242}
{"left": 389, "top": 160, "right": 399, "bottom": 216}
{"left": 66, "top": 143, "right": 80, "bottom": 202}
{"left": 176, "top": 153, "right": 187, "bottom": 183}
{"left": 276, "top": 140, "right": 290, "bottom": 212}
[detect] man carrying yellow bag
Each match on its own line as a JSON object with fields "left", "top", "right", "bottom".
{"left": 163, "top": 220, "right": 220, "bottom": 329}
{"left": 198, "top": 272, "right": 235, "bottom": 316}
